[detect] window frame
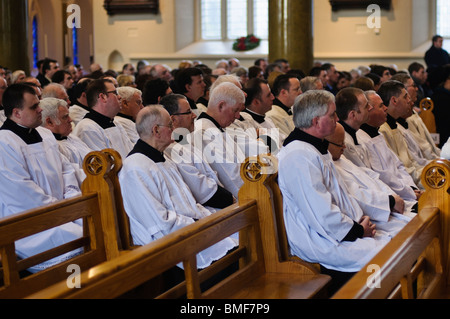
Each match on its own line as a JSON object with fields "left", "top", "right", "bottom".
{"left": 436, "top": 0, "right": 450, "bottom": 38}
{"left": 197, "top": 0, "right": 267, "bottom": 41}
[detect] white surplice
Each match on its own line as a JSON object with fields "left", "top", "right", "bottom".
{"left": 356, "top": 129, "right": 418, "bottom": 201}
{"left": 69, "top": 104, "right": 89, "bottom": 127}
{"left": 0, "top": 126, "right": 83, "bottom": 272}
{"left": 57, "top": 133, "right": 94, "bottom": 183}
{"left": 192, "top": 117, "right": 245, "bottom": 198}
{"left": 74, "top": 118, "right": 133, "bottom": 159}
{"left": 165, "top": 140, "right": 220, "bottom": 205}
{"left": 397, "top": 122, "right": 431, "bottom": 166}
{"left": 442, "top": 137, "right": 450, "bottom": 160}
{"left": 379, "top": 122, "right": 425, "bottom": 188}
{"left": 278, "top": 140, "right": 390, "bottom": 272}
{"left": 342, "top": 131, "right": 373, "bottom": 168}
{"left": 114, "top": 115, "right": 139, "bottom": 144}
{"left": 334, "top": 155, "right": 414, "bottom": 237}
{"left": 119, "top": 152, "right": 237, "bottom": 269}
{"left": 265, "top": 104, "right": 295, "bottom": 137}
{"left": 406, "top": 112, "right": 440, "bottom": 159}
{"left": 230, "top": 111, "right": 286, "bottom": 154}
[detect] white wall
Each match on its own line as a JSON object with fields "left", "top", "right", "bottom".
{"left": 313, "top": 0, "right": 432, "bottom": 71}
{"left": 90, "top": 0, "right": 434, "bottom": 73}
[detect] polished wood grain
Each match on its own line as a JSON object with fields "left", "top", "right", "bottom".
{"left": 0, "top": 150, "right": 123, "bottom": 298}
{"left": 28, "top": 154, "right": 331, "bottom": 299}
{"left": 333, "top": 159, "right": 450, "bottom": 299}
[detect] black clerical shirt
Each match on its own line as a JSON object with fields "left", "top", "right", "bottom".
{"left": 84, "top": 109, "right": 116, "bottom": 129}
{"left": 360, "top": 123, "right": 379, "bottom": 138}
{"left": 0, "top": 118, "right": 43, "bottom": 144}
{"left": 128, "top": 139, "right": 165, "bottom": 163}
{"left": 339, "top": 120, "right": 359, "bottom": 145}
{"left": 273, "top": 98, "right": 292, "bottom": 116}
{"left": 197, "top": 112, "right": 224, "bottom": 132}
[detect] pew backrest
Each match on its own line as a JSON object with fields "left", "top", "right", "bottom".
{"left": 0, "top": 150, "right": 122, "bottom": 298}
{"left": 333, "top": 159, "right": 450, "bottom": 299}
{"left": 27, "top": 154, "right": 330, "bottom": 299}
{"left": 419, "top": 97, "right": 436, "bottom": 134}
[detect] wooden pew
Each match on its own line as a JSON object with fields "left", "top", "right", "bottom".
{"left": 418, "top": 97, "right": 436, "bottom": 134}
{"left": 0, "top": 150, "right": 124, "bottom": 298}
{"left": 27, "top": 154, "right": 331, "bottom": 299}
{"left": 332, "top": 158, "right": 450, "bottom": 299}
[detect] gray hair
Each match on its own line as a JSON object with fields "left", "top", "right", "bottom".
{"left": 117, "top": 86, "right": 141, "bottom": 102}
{"left": 300, "top": 76, "right": 322, "bottom": 93}
{"left": 135, "top": 105, "right": 165, "bottom": 139}
{"left": 293, "top": 90, "right": 335, "bottom": 129}
{"left": 209, "top": 82, "right": 245, "bottom": 110}
{"left": 364, "top": 90, "right": 378, "bottom": 100}
{"left": 41, "top": 83, "right": 66, "bottom": 99}
{"left": 40, "top": 97, "right": 68, "bottom": 126}
{"left": 209, "top": 74, "right": 241, "bottom": 93}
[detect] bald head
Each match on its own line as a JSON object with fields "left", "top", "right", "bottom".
{"left": 326, "top": 122, "right": 346, "bottom": 161}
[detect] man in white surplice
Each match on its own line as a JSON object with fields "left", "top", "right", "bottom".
{"left": 115, "top": 86, "right": 143, "bottom": 144}
{"left": 192, "top": 82, "right": 249, "bottom": 198}
{"left": 210, "top": 74, "right": 269, "bottom": 158}
{"left": 0, "top": 84, "right": 83, "bottom": 272}
{"left": 74, "top": 79, "right": 133, "bottom": 159}
{"left": 40, "top": 97, "right": 93, "bottom": 183}
{"left": 160, "top": 94, "right": 235, "bottom": 210}
{"left": 265, "top": 74, "right": 300, "bottom": 137}
{"left": 378, "top": 80, "right": 426, "bottom": 188}
{"left": 391, "top": 72, "right": 440, "bottom": 160}
{"left": 119, "top": 106, "right": 237, "bottom": 269}
{"left": 327, "top": 123, "right": 415, "bottom": 237}
{"left": 68, "top": 78, "right": 92, "bottom": 127}
{"left": 357, "top": 91, "right": 422, "bottom": 202}
{"left": 230, "top": 77, "right": 286, "bottom": 154}
{"left": 278, "top": 90, "right": 391, "bottom": 291}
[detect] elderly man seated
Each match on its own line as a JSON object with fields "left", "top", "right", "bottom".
{"left": 119, "top": 105, "right": 237, "bottom": 270}
{"left": 278, "top": 89, "right": 391, "bottom": 293}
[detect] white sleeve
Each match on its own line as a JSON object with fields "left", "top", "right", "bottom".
{"left": 0, "top": 143, "right": 58, "bottom": 216}
{"left": 119, "top": 167, "right": 195, "bottom": 244}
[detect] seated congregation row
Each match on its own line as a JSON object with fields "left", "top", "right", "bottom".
{"left": 0, "top": 56, "right": 448, "bottom": 294}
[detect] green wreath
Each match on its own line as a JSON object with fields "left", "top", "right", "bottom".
{"left": 232, "top": 34, "right": 261, "bottom": 51}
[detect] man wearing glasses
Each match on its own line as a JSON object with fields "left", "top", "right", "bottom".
{"left": 74, "top": 79, "right": 133, "bottom": 158}
{"left": 160, "top": 94, "right": 234, "bottom": 210}
{"left": 118, "top": 105, "right": 237, "bottom": 272}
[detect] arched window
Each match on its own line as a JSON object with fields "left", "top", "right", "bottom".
{"left": 436, "top": 0, "right": 450, "bottom": 37}
{"left": 200, "top": 0, "right": 268, "bottom": 40}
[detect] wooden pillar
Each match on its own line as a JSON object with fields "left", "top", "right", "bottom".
{"left": 268, "top": 0, "right": 313, "bottom": 73}
{"left": 0, "top": 0, "right": 30, "bottom": 74}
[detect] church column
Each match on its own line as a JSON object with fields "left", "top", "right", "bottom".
{"left": 268, "top": 0, "right": 313, "bottom": 73}
{"left": 0, "top": 0, "right": 30, "bottom": 74}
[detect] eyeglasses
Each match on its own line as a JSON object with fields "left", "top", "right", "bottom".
{"left": 157, "top": 122, "right": 174, "bottom": 130}
{"left": 172, "top": 109, "right": 192, "bottom": 116}
{"left": 327, "top": 140, "right": 345, "bottom": 148}
{"left": 106, "top": 90, "right": 119, "bottom": 96}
